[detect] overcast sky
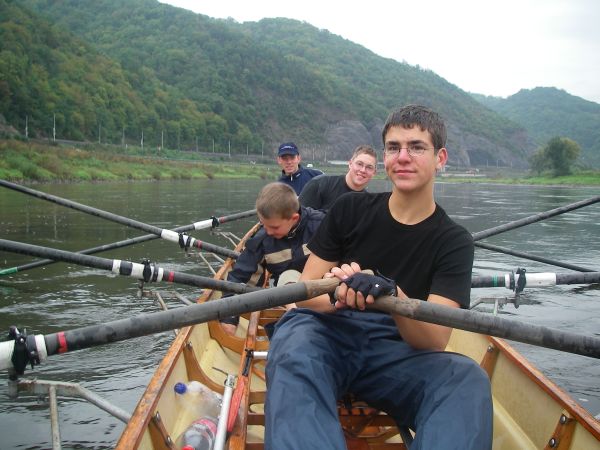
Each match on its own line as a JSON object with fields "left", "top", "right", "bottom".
{"left": 162, "top": 0, "right": 600, "bottom": 104}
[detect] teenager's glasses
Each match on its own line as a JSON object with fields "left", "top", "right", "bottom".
{"left": 353, "top": 160, "right": 376, "bottom": 173}
{"left": 384, "top": 143, "right": 435, "bottom": 158}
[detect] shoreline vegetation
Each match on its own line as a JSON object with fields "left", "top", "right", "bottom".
{"left": 1, "top": 139, "right": 598, "bottom": 186}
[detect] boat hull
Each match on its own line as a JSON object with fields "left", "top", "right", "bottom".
{"left": 117, "top": 226, "right": 600, "bottom": 449}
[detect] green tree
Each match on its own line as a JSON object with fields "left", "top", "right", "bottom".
{"left": 529, "top": 137, "right": 580, "bottom": 176}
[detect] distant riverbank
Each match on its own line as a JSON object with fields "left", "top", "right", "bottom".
{"left": 1, "top": 139, "right": 598, "bottom": 185}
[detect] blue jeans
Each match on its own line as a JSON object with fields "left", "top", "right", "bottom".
{"left": 265, "top": 308, "right": 493, "bottom": 450}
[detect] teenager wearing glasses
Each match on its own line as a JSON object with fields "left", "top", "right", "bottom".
{"left": 299, "top": 145, "right": 377, "bottom": 211}
{"left": 265, "top": 105, "right": 492, "bottom": 449}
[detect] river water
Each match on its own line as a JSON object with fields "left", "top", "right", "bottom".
{"left": 0, "top": 179, "right": 599, "bottom": 449}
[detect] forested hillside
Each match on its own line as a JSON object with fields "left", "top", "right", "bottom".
{"left": 0, "top": 0, "right": 239, "bottom": 148}
{"left": 3, "top": 0, "right": 593, "bottom": 167}
{"left": 473, "top": 87, "right": 600, "bottom": 167}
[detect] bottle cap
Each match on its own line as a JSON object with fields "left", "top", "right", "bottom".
{"left": 182, "top": 446, "right": 194, "bottom": 450}
{"left": 174, "top": 382, "right": 187, "bottom": 394}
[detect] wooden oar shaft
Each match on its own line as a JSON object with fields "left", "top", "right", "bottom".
{"left": 0, "top": 210, "right": 256, "bottom": 277}
{"left": 556, "top": 272, "right": 600, "bottom": 285}
{"left": 470, "top": 271, "right": 600, "bottom": 288}
{"left": 0, "top": 234, "right": 162, "bottom": 275}
{"left": 2, "top": 278, "right": 599, "bottom": 375}
{"left": 474, "top": 242, "right": 596, "bottom": 273}
{"left": 2, "top": 235, "right": 595, "bottom": 291}
{"left": 472, "top": 195, "right": 600, "bottom": 241}
{"left": 0, "top": 239, "right": 254, "bottom": 294}
{"left": 372, "top": 296, "right": 600, "bottom": 358}
{"left": 0, "top": 279, "right": 339, "bottom": 371}
{"left": 0, "top": 179, "right": 239, "bottom": 260}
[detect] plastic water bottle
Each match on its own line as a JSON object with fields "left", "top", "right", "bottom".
{"left": 173, "top": 381, "right": 221, "bottom": 417}
{"left": 173, "top": 381, "right": 222, "bottom": 450}
{"left": 175, "top": 417, "right": 218, "bottom": 450}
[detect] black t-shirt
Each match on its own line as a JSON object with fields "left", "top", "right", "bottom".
{"left": 299, "top": 174, "right": 356, "bottom": 211}
{"left": 308, "top": 192, "right": 474, "bottom": 308}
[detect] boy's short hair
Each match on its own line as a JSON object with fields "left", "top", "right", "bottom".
{"left": 382, "top": 105, "right": 447, "bottom": 152}
{"left": 256, "top": 182, "right": 299, "bottom": 219}
{"left": 351, "top": 144, "right": 377, "bottom": 162}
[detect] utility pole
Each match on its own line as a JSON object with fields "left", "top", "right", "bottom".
{"left": 98, "top": 122, "right": 101, "bottom": 144}
{"left": 25, "top": 115, "right": 28, "bottom": 139}
{"left": 122, "top": 126, "right": 125, "bottom": 147}
{"left": 228, "top": 140, "right": 231, "bottom": 158}
{"left": 212, "top": 138, "right": 215, "bottom": 153}
{"left": 53, "top": 114, "right": 56, "bottom": 142}
{"left": 161, "top": 130, "right": 164, "bottom": 151}
{"left": 141, "top": 130, "right": 144, "bottom": 150}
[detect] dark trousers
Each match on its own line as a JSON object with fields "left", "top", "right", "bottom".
{"left": 265, "top": 308, "right": 493, "bottom": 450}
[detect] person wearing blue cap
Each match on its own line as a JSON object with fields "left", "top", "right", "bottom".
{"left": 276, "top": 142, "right": 323, "bottom": 195}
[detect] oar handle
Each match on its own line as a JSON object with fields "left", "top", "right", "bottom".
{"left": 371, "top": 296, "right": 600, "bottom": 359}
{"left": 470, "top": 271, "right": 600, "bottom": 289}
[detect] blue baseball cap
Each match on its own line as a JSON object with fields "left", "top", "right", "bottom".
{"left": 278, "top": 142, "right": 299, "bottom": 157}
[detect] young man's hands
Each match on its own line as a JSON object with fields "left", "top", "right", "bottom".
{"left": 326, "top": 263, "right": 398, "bottom": 310}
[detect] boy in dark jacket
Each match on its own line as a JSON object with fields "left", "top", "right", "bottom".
{"left": 220, "top": 182, "right": 325, "bottom": 335}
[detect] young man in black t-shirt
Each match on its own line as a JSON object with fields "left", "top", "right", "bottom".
{"left": 299, "top": 145, "right": 377, "bottom": 211}
{"left": 265, "top": 105, "right": 493, "bottom": 449}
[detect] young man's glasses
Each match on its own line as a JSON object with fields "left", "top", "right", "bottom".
{"left": 352, "top": 160, "right": 376, "bottom": 172}
{"left": 384, "top": 143, "right": 435, "bottom": 157}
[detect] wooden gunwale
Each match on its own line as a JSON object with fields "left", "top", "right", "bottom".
{"left": 486, "top": 335, "right": 600, "bottom": 439}
{"left": 116, "top": 223, "right": 260, "bottom": 449}
{"left": 116, "top": 322, "right": 192, "bottom": 449}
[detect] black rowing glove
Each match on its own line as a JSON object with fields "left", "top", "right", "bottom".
{"left": 343, "top": 271, "right": 397, "bottom": 298}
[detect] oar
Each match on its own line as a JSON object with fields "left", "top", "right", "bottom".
{"left": 370, "top": 295, "right": 600, "bottom": 359}
{"left": 3, "top": 237, "right": 597, "bottom": 292}
{"left": 2, "top": 278, "right": 600, "bottom": 379}
{"left": 0, "top": 209, "right": 255, "bottom": 277}
{"left": 0, "top": 239, "right": 257, "bottom": 295}
{"left": 0, "top": 279, "right": 339, "bottom": 375}
{"left": 471, "top": 195, "right": 600, "bottom": 241}
{"left": 0, "top": 179, "right": 240, "bottom": 260}
{"left": 471, "top": 271, "right": 600, "bottom": 289}
{"left": 474, "top": 242, "right": 596, "bottom": 273}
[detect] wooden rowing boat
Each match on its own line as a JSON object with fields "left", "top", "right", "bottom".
{"left": 117, "top": 226, "right": 600, "bottom": 449}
